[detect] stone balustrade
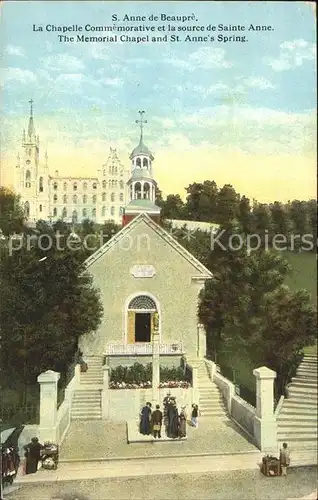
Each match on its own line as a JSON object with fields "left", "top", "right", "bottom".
{"left": 105, "top": 341, "right": 184, "bottom": 356}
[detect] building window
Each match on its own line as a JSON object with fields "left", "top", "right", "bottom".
{"left": 102, "top": 180, "right": 106, "bottom": 189}
{"left": 53, "top": 195, "right": 58, "bottom": 203}
{"left": 111, "top": 193, "right": 115, "bottom": 202}
{"left": 73, "top": 195, "right": 77, "bottom": 204}
{"left": 143, "top": 158, "right": 148, "bottom": 168}
{"left": 111, "top": 206, "right": 115, "bottom": 216}
{"left": 102, "top": 206, "right": 106, "bottom": 217}
{"left": 92, "top": 182, "right": 97, "bottom": 189}
{"left": 143, "top": 182, "right": 150, "bottom": 199}
{"left": 83, "top": 208, "right": 87, "bottom": 217}
{"left": 72, "top": 210, "right": 78, "bottom": 223}
{"left": 119, "top": 180, "right": 124, "bottom": 189}
{"left": 25, "top": 170, "right": 31, "bottom": 188}
{"left": 83, "top": 195, "right": 87, "bottom": 204}
{"left": 63, "top": 195, "right": 67, "bottom": 204}
{"left": 103, "top": 169, "right": 106, "bottom": 176}
{"left": 136, "top": 157, "right": 141, "bottom": 168}
{"left": 63, "top": 182, "right": 67, "bottom": 191}
{"left": 109, "top": 166, "right": 112, "bottom": 174}
{"left": 39, "top": 204, "right": 42, "bottom": 212}
{"left": 53, "top": 182, "right": 58, "bottom": 191}
{"left": 92, "top": 195, "right": 97, "bottom": 204}
{"left": 53, "top": 208, "right": 57, "bottom": 217}
{"left": 73, "top": 182, "right": 77, "bottom": 191}
{"left": 62, "top": 207, "right": 67, "bottom": 218}
{"left": 24, "top": 201, "right": 30, "bottom": 217}
{"left": 135, "top": 182, "right": 141, "bottom": 199}
{"left": 83, "top": 182, "right": 87, "bottom": 190}
{"left": 102, "top": 192, "right": 106, "bottom": 202}
{"left": 108, "top": 180, "right": 112, "bottom": 188}
{"left": 119, "top": 193, "right": 124, "bottom": 202}
{"left": 39, "top": 177, "right": 43, "bottom": 192}
{"left": 92, "top": 208, "right": 96, "bottom": 218}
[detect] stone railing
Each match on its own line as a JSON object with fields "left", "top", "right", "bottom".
{"left": 37, "top": 364, "right": 80, "bottom": 445}
{"left": 106, "top": 342, "right": 184, "bottom": 356}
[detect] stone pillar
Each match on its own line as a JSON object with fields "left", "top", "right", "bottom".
{"left": 197, "top": 323, "right": 206, "bottom": 358}
{"left": 152, "top": 329, "right": 160, "bottom": 406}
{"left": 253, "top": 366, "right": 277, "bottom": 453}
{"left": 102, "top": 364, "right": 110, "bottom": 419}
{"left": 37, "top": 370, "right": 60, "bottom": 443}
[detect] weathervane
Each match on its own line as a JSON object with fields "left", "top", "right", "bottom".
{"left": 135, "top": 110, "right": 147, "bottom": 141}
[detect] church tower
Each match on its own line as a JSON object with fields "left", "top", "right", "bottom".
{"left": 15, "top": 100, "right": 49, "bottom": 223}
{"left": 122, "top": 111, "right": 161, "bottom": 226}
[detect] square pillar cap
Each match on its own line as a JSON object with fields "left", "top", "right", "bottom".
{"left": 103, "top": 364, "right": 110, "bottom": 371}
{"left": 253, "top": 366, "right": 276, "bottom": 380}
{"left": 37, "top": 369, "right": 60, "bottom": 383}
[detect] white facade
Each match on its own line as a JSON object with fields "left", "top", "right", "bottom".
{"left": 14, "top": 104, "right": 129, "bottom": 225}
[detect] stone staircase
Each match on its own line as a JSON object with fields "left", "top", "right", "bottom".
{"left": 71, "top": 356, "right": 104, "bottom": 420}
{"left": 189, "top": 358, "right": 228, "bottom": 418}
{"left": 277, "top": 354, "right": 317, "bottom": 466}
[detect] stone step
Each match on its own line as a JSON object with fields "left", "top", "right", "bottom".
{"left": 287, "top": 388, "right": 317, "bottom": 398}
{"left": 79, "top": 378, "right": 104, "bottom": 382}
{"left": 72, "top": 402, "right": 101, "bottom": 409}
{"left": 73, "top": 393, "right": 101, "bottom": 399}
{"left": 293, "top": 373, "right": 317, "bottom": 380}
{"left": 71, "top": 410, "right": 102, "bottom": 417}
{"left": 199, "top": 403, "right": 226, "bottom": 410}
{"left": 277, "top": 423, "right": 317, "bottom": 430}
{"left": 279, "top": 409, "right": 317, "bottom": 417}
{"left": 298, "top": 364, "right": 317, "bottom": 370}
{"left": 278, "top": 414, "right": 317, "bottom": 422}
{"left": 283, "top": 398, "right": 317, "bottom": 406}
{"left": 277, "top": 431, "right": 317, "bottom": 440}
{"left": 291, "top": 379, "right": 318, "bottom": 388}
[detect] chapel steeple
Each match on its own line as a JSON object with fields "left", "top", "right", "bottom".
{"left": 123, "top": 112, "right": 161, "bottom": 226}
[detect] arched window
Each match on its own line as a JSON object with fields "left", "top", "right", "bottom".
{"left": 143, "top": 182, "right": 150, "bottom": 199}
{"left": 24, "top": 201, "right": 30, "bottom": 217}
{"left": 128, "top": 295, "right": 157, "bottom": 310}
{"left": 143, "top": 158, "right": 148, "bottom": 168}
{"left": 83, "top": 182, "right": 87, "bottom": 190}
{"left": 53, "top": 208, "right": 57, "bottom": 217}
{"left": 108, "top": 180, "right": 112, "bottom": 188}
{"left": 120, "top": 193, "right": 124, "bottom": 202}
{"left": 102, "top": 206, "right": 106, "bottom": 217}
{"left": 103, "top": 169, "right": 106, "bottom": 176}
{"left": 62, "top": 207, "right": 67, "bottom": 218}
{"left": 39, "top": 204, "right": 42, "bottom": 212}
{"left": 53, "top": 182, "right": 58, "bottom": 191}
{"left": 111, "top": 192, "right": 115, "bottom": 202}
{"left": 63, "top": 195, "right": 67, "bottom": 204}
{"left": 109, "top": 166, "right": 112, "bottom": 174}
{"left": 135, "top": 182, "right": 141, "bottom": 199}
{"left": 92, "top": 182, "right": 97, "bottom": 190}
{"left": 110, "top": 206, "right": 115, "bottom": 216}
{"left": 39, "top": 177, "right": 43, "bottom": 192}
{"left": 73, "top": 195, "right": 77, "bottom": 204}
{"left": 25, "top": 170, "right": 31, "bottom": 188}
{"left": 136, "top": 157, "right": 141, "bottom": 168}
{"left": 53, "top": 194, "right": 58, "bottom": 203}
{"left": 63, "top": 182, "right": 67, "bottom": 191}
{"left": 73, "top": 182, "right": 77, "bottom": 191}
{"left": 102, "top": 192, "right": 106, "bottom": 202}
{"left": 92, "top": 195, "right": 97, "bottom": 204}
{"left": 102, "top": 180, "right": 106, "bottom": 189}
{"left": 82, "top": 208, "right": 87, "bottom": 217}
{"left": 119, "top": 180, "right": 124, "bottom": 189}
{"left": 92, "top": 208, "right": 96, "bottom": 218}
{"left": 83, "top": 195, "right": 87, "bottom": 204}
{"left": 72, "top": 210, "right": 78, "bottom": 223}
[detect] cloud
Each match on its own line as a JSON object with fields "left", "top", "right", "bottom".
{"left": 90, "top": 45, "right": 110, "bottom": 61}
{"left": 1, "top": 68, "right": 37, "bottom": 85}
{"left": 266, "top": 39, "right": 316, "bottom": 71}
{"left": 163, "top": 47, "right": 232, "bottom": 72}
{"left": 42, "top": 54, "right": 85, "bottom": 72}
{"left": 99, "top": 77, "right": 123, "bottom": 86}
{"left": 5, "top": 45, "right": 25, "bottom": 57}
{"left": 243, "top": 77, "right": 276, "bottom": 90}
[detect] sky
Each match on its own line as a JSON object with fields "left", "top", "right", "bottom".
{"left": 0, "top": 1, "right": 316, "bottom": 202}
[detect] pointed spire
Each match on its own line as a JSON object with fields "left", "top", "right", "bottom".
{"left": 27, "top": 99, "right": 35, "bottom": 138}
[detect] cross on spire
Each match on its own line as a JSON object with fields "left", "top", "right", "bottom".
{"left": 135, "top": 110, "right": 147, "bottom": 142}
{"left": 29, "top": 99, "right": 34, "bottom": 117}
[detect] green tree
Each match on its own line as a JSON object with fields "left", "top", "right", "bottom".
{"left": 0, "top": 221, "right": 103, "bottom": 403}
{"left": 215, "top": 184, "right": 240, "bottom": 226}
{"left": 238, "top": 195, "right": 252, "bottom": 234}
{"left": 160, "top": 194, "right": 185, "bottom": 220}
{"left": 0, "top": 187, "right": 25, "bottom": 236}
{"left": 184, "top": 180, "right": 219, "bottom": 222}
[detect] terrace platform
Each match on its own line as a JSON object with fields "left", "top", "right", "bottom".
{"left": 127, "top": 419, "right": 187, "bottom": 443}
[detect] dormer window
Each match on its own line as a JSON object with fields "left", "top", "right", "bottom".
{"left": 93, "top": 182, "right": 97, "bottom": 189}
{"left": 73, "top": 182, "right": 77, "bottom": 191}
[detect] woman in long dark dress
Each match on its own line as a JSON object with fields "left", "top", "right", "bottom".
{"left": 139, "top": 402, "right": 152, "bottom": 435}
{"left": 179, "top": 407, "right": 187, "bottom": 438}
{"left": 168, "top": 403, "right": 179, "bottom": 439}
{"left": 24, "top": 437, "right": 43, "bottom": 474}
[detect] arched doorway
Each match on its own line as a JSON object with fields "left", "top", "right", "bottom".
{"left": 126, "top": 294, "right": 158, "bottom": 344}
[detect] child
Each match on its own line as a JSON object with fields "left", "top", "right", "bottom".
{"left": 191, "top": 403, "right": 199, "bottom": 428}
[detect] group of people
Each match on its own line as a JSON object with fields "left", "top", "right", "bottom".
{"left": 139, "top": 394, "right": 200, "bottom": 440}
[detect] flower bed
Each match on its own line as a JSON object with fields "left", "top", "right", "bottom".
{"left": 109, "top": 362, "right": 192, "bottom": 389}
